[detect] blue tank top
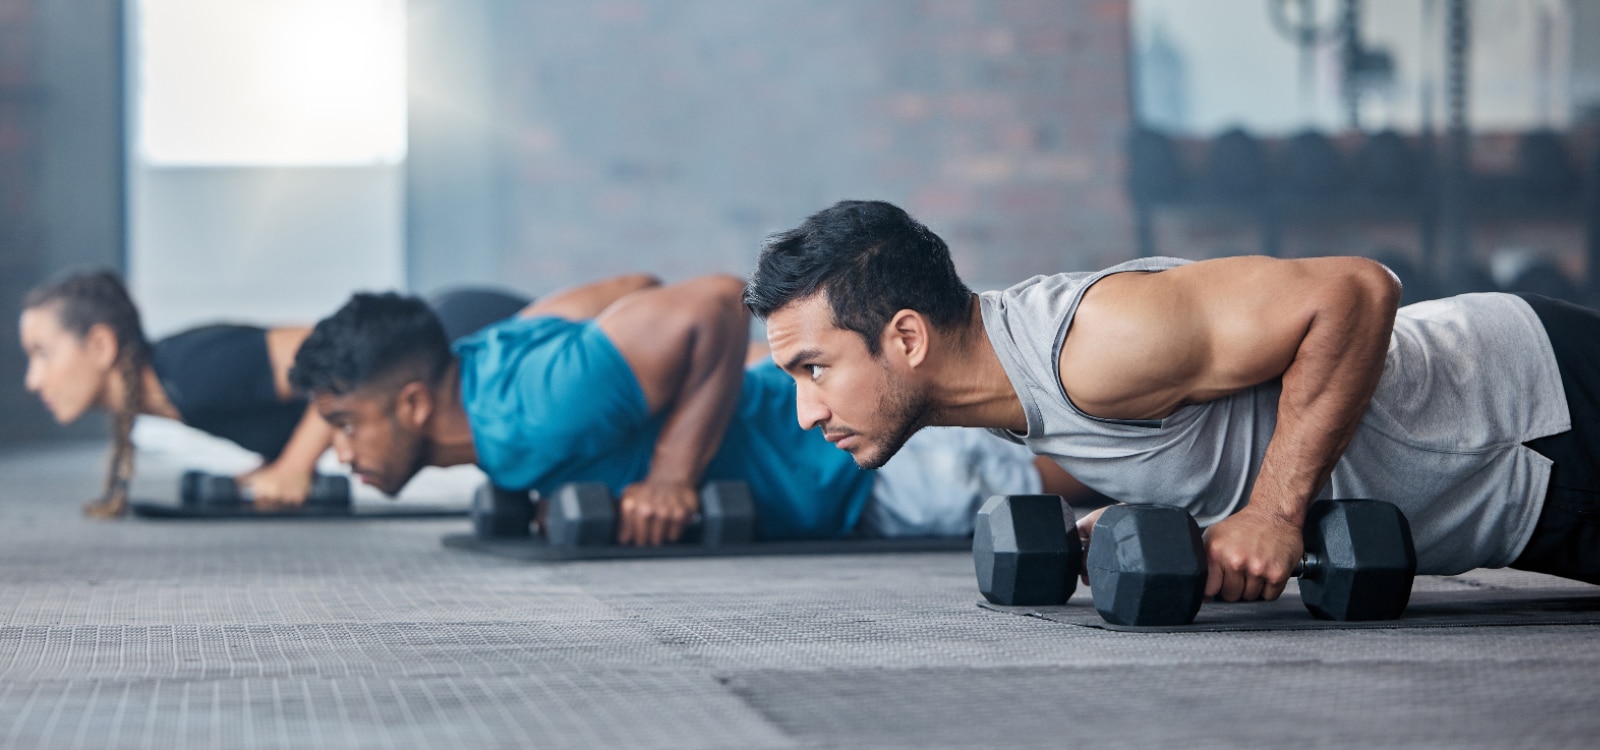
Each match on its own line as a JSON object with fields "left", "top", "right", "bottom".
{"left": 454, "top": 315, "right": 873, "bottom": 540}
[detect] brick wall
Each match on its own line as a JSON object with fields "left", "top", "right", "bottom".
{"left": 455, "top": 0, "right": 1134, "bottom": 295}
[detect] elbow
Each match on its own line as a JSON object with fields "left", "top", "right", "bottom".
{"left": 627, "top": 273, "right": 665, "bottom": 291}
{"left": 1346, "top": 258, "right": 1402, "bottom": 316}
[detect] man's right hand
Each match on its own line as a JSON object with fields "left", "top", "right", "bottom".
{"left": 617, "top": 478, "right": 699, "bottom": 546}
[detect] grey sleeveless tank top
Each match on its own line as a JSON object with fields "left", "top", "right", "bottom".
{"left": 979, "top": 257, "right": 1570, "bottom": 575}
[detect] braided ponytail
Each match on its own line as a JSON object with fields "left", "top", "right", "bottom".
{"left": 23, "top": 270, "right": 151, "bottom": 515}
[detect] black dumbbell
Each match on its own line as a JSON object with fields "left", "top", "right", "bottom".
{"left": 544, "top": 481, "right": 758, "bottom": 547}
{"left": 972, "top": 496, "right": 1417, "bottom": 622}
{"left": 1083, "top": 505, "right": 1207, "bottom": 626}
{"left": 1086, "top": 499, "right": 1417, "bottom": 626}
{"left": 471, "top": 483, "right": 535, "bottom": 538}
{"left": 966, "top": 492, "right": 1196, "bottom": 623}
{"left": 972, "top": 495, "right": 1083, "bottom": 606}
{"left": 179, "top": 470, "right": 351, "bottom": 507}
{"left": 1297, "top": 499, "right": 1417, "bottom": 620}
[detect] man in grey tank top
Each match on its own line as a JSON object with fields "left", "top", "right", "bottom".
{"left": 746, "top": 199, "right": 1600, "bottom": 605}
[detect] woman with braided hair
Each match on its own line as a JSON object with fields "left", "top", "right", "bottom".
{"left": 18, "top": 270, "right": 531, "bottom": 517}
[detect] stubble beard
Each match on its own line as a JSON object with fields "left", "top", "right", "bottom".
{"left": 853, "top": 378, "right": 932, "bottom": 471}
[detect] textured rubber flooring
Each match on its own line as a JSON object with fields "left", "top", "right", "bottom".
{"left": 2, "top": 441, "right": 1600, "bottom": 749}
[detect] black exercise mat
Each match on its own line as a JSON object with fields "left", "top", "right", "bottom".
{"left": 441, "top": 532, "right": 971, "bottom": 560}
{"left": 131, "top": 501, "right": 467, "bottom": 521}
{"left": 979, "top": 584, "right": 1600, "bottom": 632}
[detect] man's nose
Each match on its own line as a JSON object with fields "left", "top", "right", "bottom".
{"left": 795, "top": 383, "right": 830, "bottom": 432}
{"left": 23, "top": 361, "right": 41, "bottom": 393}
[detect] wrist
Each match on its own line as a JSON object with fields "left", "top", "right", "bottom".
{"left": 641, "top": 474, "right": 695, "bottom": 487}
{"left": 1240, "top": 498, "right": 1306, "bottom": 529}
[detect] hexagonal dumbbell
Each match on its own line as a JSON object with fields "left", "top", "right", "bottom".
{"left": 470, "top": 482, "right": 536, "bottom": 539}
{"left": 972, "top": 495, "right": 1083, "bottom": 606}
{"left": 1084, "top": 505, "right": 1208, "bottom": 627}
{"left": 179, "top": 470, "right": 352, "bottom": 508}
{"left": 543, "top": 480, "right": 758, "bottom": 547}
{"left": 1086, "top": 499, "right": 1417, "bottom": 626}
{"left": 1297, "top": 499, "right": 1417, "bottom": 621}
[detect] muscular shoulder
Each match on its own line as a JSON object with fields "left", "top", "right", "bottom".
{"left": 1057, "top": 270, "right": 1201, "bottom": 420}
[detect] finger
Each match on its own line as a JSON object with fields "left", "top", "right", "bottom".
{"left": 1205, "top": 557, "right": 1223, "bottom": 599}
{"left": 617, "top": 498, "right": 638, "bottom": 545}
{"left": 1241, "top": 571, "right": 1266, "bottom": 602}
{"left": 1219, "top": 568, "right": 1245, "bottom": 603}
{"left": 663, "top": 509, "right": 687, "bottom": 544}
{"left": 1263, "top": 575, "right": 1289, "bottom": 602}
{"left": 645, "top": 510, "right": 667, "bottom": 547}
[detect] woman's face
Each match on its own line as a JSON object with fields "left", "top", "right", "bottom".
{"left": 18, "top": 306, "right": 116, "bottom": 424}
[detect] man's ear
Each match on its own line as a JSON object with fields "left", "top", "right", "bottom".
{"left": 881, "top": 310, "right": 930, "bottom": 369}
{"left": 394, "top": 380, "right": 435, "bottom": 430}
{"left": 83, "top": 323, "right": 120, "bottom": 370}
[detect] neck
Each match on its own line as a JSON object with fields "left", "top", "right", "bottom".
{"left": 922, "top": 298, "right": 1028, "bottom": 432}
{"left": 422, "top": 361, "right": 478, "bottom": 468}
{"left": 103, "top": 363, "right": 181, "bottom": 420}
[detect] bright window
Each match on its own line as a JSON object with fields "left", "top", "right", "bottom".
{"left": 136, "top": 0, "right": 407, "bottom": 166}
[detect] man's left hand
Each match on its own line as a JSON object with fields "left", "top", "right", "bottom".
{"left": 617, "top": 479, "right": 699, "bottom": 546}
{"left": 1202, "top": 508, "right": 1304, "bottom": 602}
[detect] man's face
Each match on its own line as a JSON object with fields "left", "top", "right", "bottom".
{"left": 765, "top": 294, "right": 931, "bottom": 470}
{"left": 313, "top": 385, "right": 430, "bottom": 496}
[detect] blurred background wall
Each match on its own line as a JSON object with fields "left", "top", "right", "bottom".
{"left": 406, "top": 0, "right": 1135, "bottom": 297}
{"left": 1, "top": 0, "right": 123, "bottom": 441}
{"left": 3, "top": 0, "right": 1600, "bottom": 443}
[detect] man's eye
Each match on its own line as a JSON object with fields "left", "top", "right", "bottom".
{"left": 808, "top": 364, "right": 824, "bottom": 380}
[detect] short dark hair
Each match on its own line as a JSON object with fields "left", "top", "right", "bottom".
{"left": 745, "top": 200, "right": 973, "bottom": 354}
{"left": 290, "top": 292, "right": 452, "bottom": 397}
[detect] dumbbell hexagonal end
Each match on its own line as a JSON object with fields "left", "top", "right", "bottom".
{"left": 179, "top": 471, "right": 208, "bottom": 506}
{"left": 1086, "top": 505, "right": 1206, "bottom": 627}
{"left": 307, "top": 475, "right": 352, "bottom": 507}
{"left": 196, "top": 474, "right": 243, "bottom": 505}
{"left": 1300, "top": 499, "right": 1417, "bottom": 621}
{"left": 470, "top": 483, "right": 535, "bottom": 539}
{"left": 973, "top": 495, "right": 1080, "bottom": 606}
{"left": 546, "top": 483, "right": 616, "bottom": 546}
{"left": 699, "top": 481, "right": 757, "bottom": 546}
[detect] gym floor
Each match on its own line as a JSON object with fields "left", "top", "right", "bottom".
{"left": 2, "top": 442, "right": 1598, "bottom": 749}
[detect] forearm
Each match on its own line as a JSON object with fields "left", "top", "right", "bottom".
{"left": 645, "top": 295, "right": 749, "bottom": 484}
{"left": 1248, "top": 273, "right": 1399, "bottom": 525}
{"left": 268, "top": 404, "right": 335, "bottom": 474}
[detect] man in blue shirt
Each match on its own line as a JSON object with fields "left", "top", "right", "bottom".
{"left": 290, "top": 273, "right": 1086, "bottom": 545}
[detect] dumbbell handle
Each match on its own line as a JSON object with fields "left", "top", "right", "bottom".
{"left": 1290, "top": 552, "right": 1321, "bottom": 579}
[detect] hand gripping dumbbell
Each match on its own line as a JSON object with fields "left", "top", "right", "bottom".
{"left": 973, "top": 496, "right": 1419, "bottom": 623}
{"left": 469, "top": 480, "right": 759, "bottom": 546}
{"left": 179, "top": 470, "right": 352, "bottom": 507}
{"left": 544, "top": 481, "right": 758, "bottom": 547}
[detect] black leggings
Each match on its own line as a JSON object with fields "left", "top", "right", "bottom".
{"left": 1511, "top": 293, "right": 1600, "bottom": 584}
{"left": 427, "top": 287, "right": 533, "bottom": 343}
